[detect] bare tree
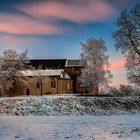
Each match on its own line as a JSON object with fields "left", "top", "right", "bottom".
{"left": 112, "top": 4, "right": 140, "bottom": 86}
{"left": 0, "top": 49, "right": 30, "bottom": 93}
{"left": 112, "top": 4, "right": 140, "bottom": 55}
{"left": 80, "top": 37, "right": 113, "bottom": 95}
{"left": 32, "top": 65, "right": 48, "bottom": 96}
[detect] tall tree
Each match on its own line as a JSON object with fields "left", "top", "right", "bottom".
{"left": 80, "top": 37, "right": 113, "bottom": 95}
{"left": 112, "top": 4, "right": 140, "bottom": 86}
{"left": 0, "top": 49, "right": 30, "bottom": 92}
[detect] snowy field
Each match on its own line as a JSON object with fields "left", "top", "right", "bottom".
{"left": 0, "top": 95, "right": 140, "bottom": 140}
{"left": 0, "top": 114, "right": 140, "bottom": 140}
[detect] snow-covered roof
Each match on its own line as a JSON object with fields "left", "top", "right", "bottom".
{"left": 60, "top": 71, "right": 71, "bottom": 79}
{"left": 20, "top": 69, "right": 71, "bottom": 79}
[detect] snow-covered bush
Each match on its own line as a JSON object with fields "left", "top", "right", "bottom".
{"left": 119, "top": 85, "right": 134, "bottom": 96}
{"left": 132, "top": 87, "right": 140, "bottom": 96}
{"left": 107, "top": 87, "right": 120, "bottom": 96}
{"left": 107, "top": 85, "right": 136, "bottom": 97}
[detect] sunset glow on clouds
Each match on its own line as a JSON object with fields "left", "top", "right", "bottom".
{"left": 0, "top": 14, "right": 61, "bottom": 35}
{"left": 20, "top": 0, "right": 115, "bottom": 23}
{"left": 110, "top": 59, "right": 127, "bottom": 87}
{"left": 0, "top": 0, "right": 139, "bottom": 87}
{"left": 0, "top": 0, "right": 132, "bottom": 35}
{"left": 110, "top": 60, "right": 125, "bottom": 70}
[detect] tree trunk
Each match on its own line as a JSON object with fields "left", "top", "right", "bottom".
{"left": 90, "top": 86, "right": 98, "bottom": 96}
{"left": 40, "top": 82, "right": 43, "bottom": 96}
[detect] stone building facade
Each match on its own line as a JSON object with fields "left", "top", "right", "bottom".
{"left": 6, "top": 69, "right": 73, "bottom": 96}
{"left": 6, "top": 59, "right": 98, "bottom": 96}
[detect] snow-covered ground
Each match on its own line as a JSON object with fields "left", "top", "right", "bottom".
{"left": 0, "top": 95, "right": 140, "bottom": 116}
{"left": 0, "top": 95, "right": 140, "bottom": 140}
{"left": 0, "top": 114, "right": 140, "bottom": 140}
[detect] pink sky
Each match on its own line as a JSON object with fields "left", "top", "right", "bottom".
{"left": 110, "top": 59, "right": 128, "bottom": 87}
{"left": 0, "top": 0, "right": 138, "bottom": 87}
{"left": 110, "top": 60, "right": 125, "bottom": 70}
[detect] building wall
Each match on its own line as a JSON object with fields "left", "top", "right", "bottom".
{"left": 64, "top": 67, "right": 82, "bottom": 93}
{"left": 6, "top": 77, "right": 73, "bottom": 96}
{"left": 64, "top": 67, "right": 99, "bottom": 95}
{"left": 6, "top": 83, "right": 26, "bottom": 97}
{"left": 58, "top": 79, "right": 73, "bottom": 93}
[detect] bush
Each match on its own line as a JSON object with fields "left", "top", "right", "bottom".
{"left": 132, "top": 87, "right": 140, "bottom": 96}
{"left": 119, "top": 85, "right": 134, "bottom": 96}
{"left": 107, "top": 87, "right": 120, "bottom": 97}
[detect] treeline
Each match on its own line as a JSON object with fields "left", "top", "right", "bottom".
{"left": 100, "top": 85, "right": 140, "bottom": 97}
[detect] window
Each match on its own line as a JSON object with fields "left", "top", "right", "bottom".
{"left": 51, "top": 78, "right": 56, "bottom": 88}
{"left": 67, "top": 82, "right": 70, "bottom": 90}
{"left": 36, "top": 83, "right": 40, "bottom": 88}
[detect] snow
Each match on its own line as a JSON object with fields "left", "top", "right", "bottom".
{"left": 20, "top": 69, "right": 71, "bottom": 79}
{"left": 20, "top": 69, "right": 63, "bottom": 77}
{"left": 0, "top": 95, "right": 140, "bottom": 139}
{"left": 0, "top": 114, "right": 140, "bottom": 140}
{"left": 0, "top": 95, "right": 140, "bottom": 116}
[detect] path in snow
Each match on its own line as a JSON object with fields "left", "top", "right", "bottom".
{"left": 0, "top": 114, "right": 140, "bottom": 140}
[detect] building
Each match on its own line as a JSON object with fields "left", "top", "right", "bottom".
{"left": 30, "top": 59, "right": 84, "bottom": 93}
{"left": 6, "top": 59, "right": 99, "bottom": 96}
{"left": 6, "top": 59, "right": 84, "bottom": 96}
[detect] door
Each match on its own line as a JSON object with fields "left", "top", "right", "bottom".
{"left": 26, "top": 88, "right": 30, "bottom": 95}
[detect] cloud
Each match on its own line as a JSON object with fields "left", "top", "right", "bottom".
{"left": 0, "top": 0, "right": 134, "bottom": 35}
{"left": 0, "top": 34, "right": 40, "bottom": 45}
{"left": 19, "top": 0, "right": 115, "bottom": 23}
{"left": 110, "top": 60, "right": 125, "bottom": 70}
{"left": 0, "top": 13, "right": 61, "bottom": 35}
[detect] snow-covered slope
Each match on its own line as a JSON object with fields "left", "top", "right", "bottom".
{"left": 0, "top": 95, "right": 140, "bottom": 116}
